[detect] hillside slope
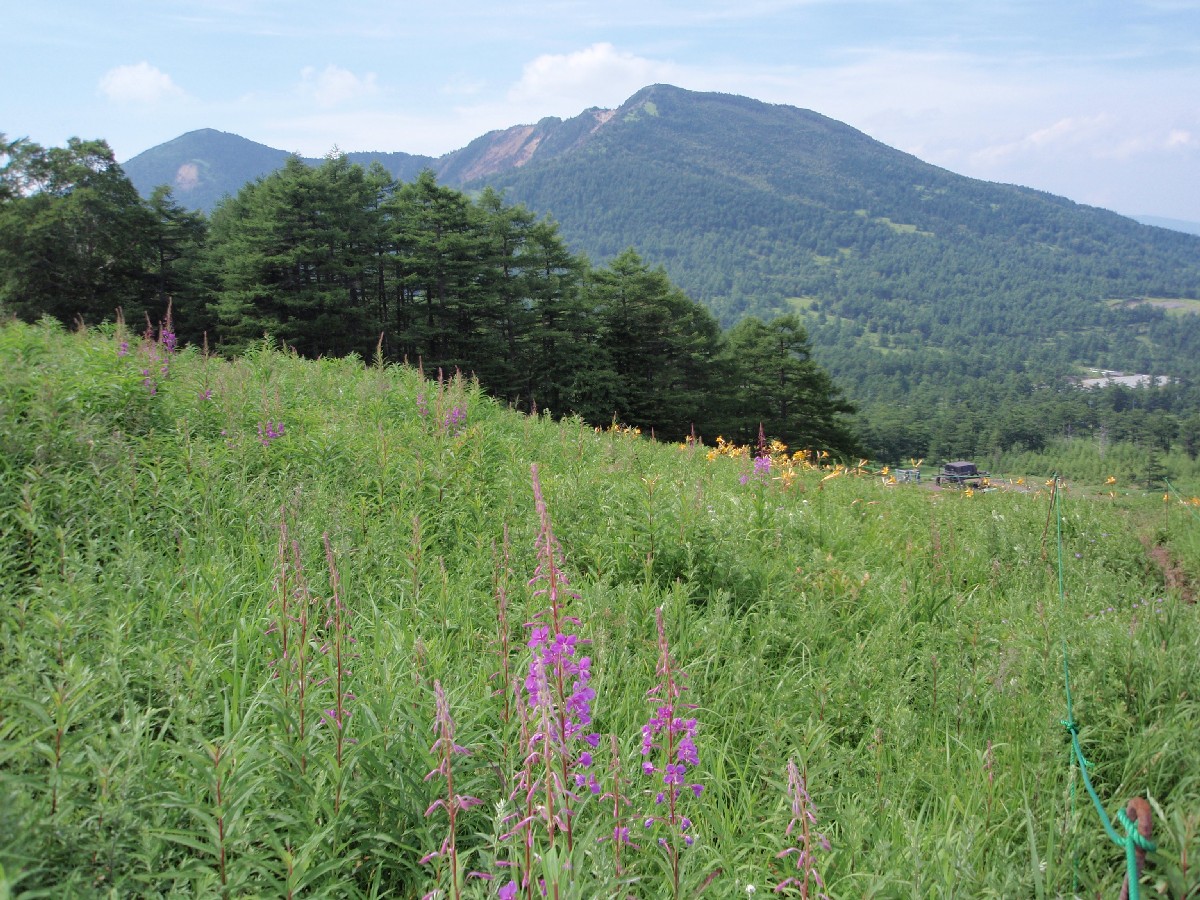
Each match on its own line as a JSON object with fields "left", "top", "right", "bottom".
{"left": 3, "top": 318, "right": 1198, "bottom": 896}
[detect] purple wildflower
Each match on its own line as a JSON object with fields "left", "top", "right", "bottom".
{"left": 640, "top": 607, "right": 702, "bottom": 897}
{"left": 443, "top": 404, "right": 467, "bottom": 435}
{"left": 739, "top": 453, "right": 772, "bottom": 486}
{"left": 257, "top": 421, "right": 285, "bottom": 447}
{"left": 503, "top": 464, "right": 599, "bottom": 892}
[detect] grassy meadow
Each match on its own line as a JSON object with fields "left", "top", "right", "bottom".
{"left": 1, "top": 319, "right": 1198, "bottom": 898}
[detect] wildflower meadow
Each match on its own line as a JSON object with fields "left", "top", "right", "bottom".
{"left": 1, "top": 318, "right": 1198, "bottom": 898}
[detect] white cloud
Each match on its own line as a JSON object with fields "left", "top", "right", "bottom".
{"left": 298, "top": 65, "right": 379, "bottom": 108}
{"left": 966, "top": 113, "right": 1199, "bottom": 170}
{"left": 968, "top": 114, "right": 1112, "bottom": 165}
{"left": 98, "top": 63, "right": 185, "bottom": 104}
{"left": 507, "top": 43, "right": 676, "bottom": 109}
{"left": 1026, "top": 115, "right": 1112, "bottom": 148}
{"left": 1165, "top": 129, "right": 1195, "bottom": 148}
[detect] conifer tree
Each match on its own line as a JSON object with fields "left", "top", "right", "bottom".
{"left": 209, "top": 154, "right": 380, "bottom": 356}
{"left": 0, "top": 136, "right": 157, "bottom": 326}
{"left": 724, "top": 314, "right": 859, "bottom": 454}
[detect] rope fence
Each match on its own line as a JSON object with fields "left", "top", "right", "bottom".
{"left": 1050, "top": 476, "right": 1156, "bottom": 899}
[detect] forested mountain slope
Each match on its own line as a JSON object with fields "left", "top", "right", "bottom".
{"left": 471, "top": 85, "right": 1200, "bottom": 333}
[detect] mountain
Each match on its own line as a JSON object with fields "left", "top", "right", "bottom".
{"left": 1134, "top": 215, "right": 1200, "bottom": 237}
{"left": 124, "top": 129, "right": 295, "bottom": 213}
{"left": 123, "top": 110, "right": 617, "bottom": 213}
{"left": 459, "top": 86, "right": 1200, "bottom": 321}
{"left": 124, "top": 85, "right": 1200, "bottom": 445}
{"left": 125, "top": 128, "right": 437, "bottom": 211}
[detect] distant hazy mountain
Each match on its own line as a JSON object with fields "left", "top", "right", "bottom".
{"left": 1133, "top": 215, "right": 1200, "bottom": 237}
{"left": 124, "top": 129, "right": 436, "bottom": 212}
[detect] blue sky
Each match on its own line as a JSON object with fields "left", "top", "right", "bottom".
{"left": 4, "top": 0, "right": 1199, "bottom": 220}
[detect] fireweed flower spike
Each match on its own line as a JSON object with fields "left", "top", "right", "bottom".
{"left": 133, "top": 305, "right": 178, "bottom": 395}
{"left": 158, "top": 301, "right": 178, "bottom": 355}
{"left": 640, "top": 606, "right": 702, "bottom": 898}
{"left": 442, "top": 404, "right": 467, "bottom": 435}
{"left": 491, "top": 527, "right": 514, "bottom": 724}
{"left": 257, "top": 421, "right": 286, "bottom": 446}
{"left": 754, "top": 455, "right": 772, "bottom": 479}
{"left": 421, "top": 680, "right": 482, "bottom": 900}
{"left": 268, "top": 509, "right": 320, "bottom": 774}
{"left": 775, "top": 758, "right": 829, "bottom": 898}
{"left": 321, "top": 533, "right": 357, "bottom": 813}
{"left": 528, "top": 464, "right": 599, "bottom": 765}
{"left": 503, "top": 464, "right": 599, "bottom": 894}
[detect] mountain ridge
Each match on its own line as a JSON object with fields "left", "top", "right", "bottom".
{"left": 123, "top": 84, "right": 934, "bottom": 213}
{"left": 122, "top": 99, "right": 631, "bottom": 211}
{"left": 125, "top": 86, "right": 1196, "bottom": 245}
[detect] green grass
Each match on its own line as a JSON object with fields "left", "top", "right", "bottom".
{"left": 1, "top": 318, "right": 1198, "bottom": 898}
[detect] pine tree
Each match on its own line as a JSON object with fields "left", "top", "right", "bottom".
{"left": 209, "top": 154, "right": 381, "bottom": 356}
{"left": 724, "top": 314, "right": 858, "bottom": 455}
{"left": 0, "top": 136, "right": 158, "bottom": 326}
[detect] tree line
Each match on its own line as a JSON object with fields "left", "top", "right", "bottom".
{"left": 0, "top": 135, "right": 858, "bottom": 454}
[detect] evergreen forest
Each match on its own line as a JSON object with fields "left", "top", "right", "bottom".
{"left": 0, "top": 136, "right": 855, "bottom": 454}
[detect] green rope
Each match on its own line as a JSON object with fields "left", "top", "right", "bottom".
{"left": 1054, "top": 477, "right": 1082, "bottom": 893}
{"left": 1053, "top": 475, "right": 1156, "bottom": 899}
